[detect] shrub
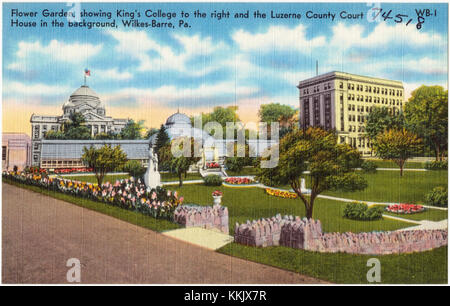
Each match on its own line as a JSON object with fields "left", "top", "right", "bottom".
{"left": 424, "top": 160, "right": 448, "bottom": 170}
{"left": 121, "top": 160, "right": 146, "bottom": 179}
{"left": 225, "top": 157, "right": 244, "bottom": 172}
{"left": 425, "top": 186, "right": 448, "bottom": 207}
{"left": 203, "top": 174, "right": 223, "bottom": 186}
{"left": 343, "top": 202, "right": 384, "bottom": 221}
{"left": 361, "top": 160, "right": 377, "bottom": 173}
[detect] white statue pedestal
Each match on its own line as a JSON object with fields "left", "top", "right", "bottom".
{"left": 144, "top": 148, "right": 161, "bottom": 189}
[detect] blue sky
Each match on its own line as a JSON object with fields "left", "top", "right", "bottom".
{"left": 2, "top": 2, "right": 448, "bottom": 131}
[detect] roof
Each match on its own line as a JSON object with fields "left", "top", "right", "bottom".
{"left": 165, "top": 112, "right": 191, "bottom": 126}
{"left": 68, "top": 85, "right": 102, "bottom": 108}
{"left": 40, "top": 140, "right": 150, "bottom": 160}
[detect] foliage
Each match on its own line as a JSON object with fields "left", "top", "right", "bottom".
{"left": 372, "top": 129, "right": 423, "bottom": 176}
{"left": 44, "top": 130, "right": 67, "bottom": 140}
{"left": 121, "top": 160, "right": 146, "bottom": 179}
{"left": 425, "top": 186, "right": 448, "bottom": 207}
{"left": 424, "top": 160, "right": 448, "bottom": 170}
{"left": 257, "top": 127, "right": 367, "bottom": 219}
{"left": 94, "top": 131, "right": 119, "bottom": 140}
{"left": 154, "top": 124, "right": 170, "bottom": 156}
{"left": 119, "top": 119, "right": 145, "bottom": 140}
{"left": 63, "top": 112, "right": 92, "bottom": 140}
{"left": 203, "top": 174, "right": 223, "bottom": 186}
{"left": 225, "top": 157, "right": 244, "bottom": 172}
{"left": 195, "top": 106, "right": 240, "bottom": 136}
{"left": 360, "top": 160, "right": 377, "bottom": 173}
{"left": 145, "top": 127, "right": 159, "bottom": 139}
{"left": 161, "top": 137, "right": 201, "bottom": 187}
{"left": 404, "top": 85, "right": 448, "bottom": 161}
{"left": 81, "top": 144, "right": 128, "bottom": 185}
{"left": 259, "top": 103, "right": 296, "bottom": 125}
{"left": 343, "top": 202, "right": 384, "bottom": 221}
{"left": 365, "top": 107, "right": 405, "bottom": 140}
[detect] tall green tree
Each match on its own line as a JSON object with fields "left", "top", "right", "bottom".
{"left": 119, "top": 119, "right": 145, "bottom": 140}
{"left": 365, "top": 107, "right": 405, "bottom": 140}
{"left": 258, "top": 127, "right": 367, "bottom": 219}
{"left": 404, "top": 85, "right": 448, "bottom": 161}
{"left": 372, "top": 129, "right": 423, "bottom": 176}
{"left": 154, "top": 124, "right": 170, "bottom": 156}
{"left": 81, "top": 144, "right": 128, "bottom": 185}
{"left": 63, "top": 112, "right": 91, "bottom": 140}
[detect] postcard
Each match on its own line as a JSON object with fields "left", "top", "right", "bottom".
{"left": 1, "top": 1, "right": 448, "bottom": 288}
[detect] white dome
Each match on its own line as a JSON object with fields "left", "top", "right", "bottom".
{"left": 165, "top": 112, "right": 191, "bottom": 127}
{"left": 68, "top": 85, "right": 101, "bottom": 108}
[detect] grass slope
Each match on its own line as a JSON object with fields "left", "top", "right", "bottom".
{"left": 218, "top": 243, "right": 447, "bottom": 284}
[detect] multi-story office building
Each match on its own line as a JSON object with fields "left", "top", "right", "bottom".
{"left": 298, "top": 71, "right": 405, "bottom": 156}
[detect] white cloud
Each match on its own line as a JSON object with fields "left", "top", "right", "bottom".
{"left": 405, "top": 57, "right": 447, "bottom": 75}
{"left": 96, "top": 68, "right": 133, "bottom": 80}
{"left": 103, "top": 81, "right": 259, "bottom": 106}
{"left": 232, "top": 24, "right": 326, "bottom": 53}
{"left": 7, "top": 40, "right": 102, "bottom": 71}
{"left": 4, "top": 81, "right": 71, "bottom": 96}
{"left": 107, "top": 30, "right": 227, "bottom": 76}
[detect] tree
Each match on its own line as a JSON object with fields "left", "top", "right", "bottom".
{"left": 259, "top": 103, "right": 296, "bottom": 138}
{"left": 94, "top": 131, "right": 119, "bottom": 140}
{"left": 145, "top": 127, "right": 159, "bottom": 139}
{"left": 365, "top": 107, "right": 405, "bottom": 140}
{"left": 372, "top": 129, "right": 423, "bottom": 176}
{"left": 259, "top": 103, "right": 296, "bottom": 126}
{"left": 45, "top": 112, "right": 91, "bottom": 140}
{"left": 44, "top": 130, "right": 66, "bottom": 140}
{"left": 81, "top": 144, "right": 128, "bottom": 185}
{"left": 122, "top": 160, "right": 146, "bottom": 179}
{"left": 160, "top": 137, "right": 201, "bottom": 186}
{"left": 154, "top": 124, "right": 170, "bottom": 156}
{"left": 119, "top": 119, "right": 145, "bottom": 140}
{"left": 257, "top": 127, "right": 367, "bottom": 219}
{"left": 195, "top": 106, "right": 240, "bottom": 136}
{"left": 404, "top": 85, "right": 448, "bottom": 161}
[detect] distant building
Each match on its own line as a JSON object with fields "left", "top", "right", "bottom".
{"left": 298, "top": 71, "right": 405, "bottom": 156}
{"left": 39, "top": 140, "right": 150, "bottom": 169}
{"left": 30, "top": 85, "right": 129, "bottom": 166}
{"left": 2, "top": 133, "right": 31, "bottom": 171}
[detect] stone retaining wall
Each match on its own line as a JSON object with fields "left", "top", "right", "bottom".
{"left": 234, "top": 215, "right": 448, "bottom": 254}
{"left": 174, "top": 204, "right": 229, "bottom": 234}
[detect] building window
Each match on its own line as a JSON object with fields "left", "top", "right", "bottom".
{"left": 33, "top": 154, "right": 39, "bottom": 162}
{"left": 340, "top": 82, "right": 343, "bottom": 89}
{"left": 2, "top": 146, "right": 6, "bottom": 161}
{"left": 324, "top": 94, "right": 332, "bottom": 130}
{"left": 313, "top": 97, "right": 320, "bottom": 126}
{"left": 303, "top": 99, "right": 310, "bottom": 127}
{"left": 34, "top": 125, "right": 40, "bottom": 139}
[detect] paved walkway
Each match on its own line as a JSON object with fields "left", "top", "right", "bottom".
{"left": 2, "top": 183, "right": 323, "bottom": 284}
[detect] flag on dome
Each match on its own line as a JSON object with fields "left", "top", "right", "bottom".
{"left": 84, "top": 68, "right": 91, "bottom": 76}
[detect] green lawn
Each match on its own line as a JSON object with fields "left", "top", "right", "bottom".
{"left": 366, "top": 159, "right": 426, "bottom": 169}
{"left": 322, "top": 170, "right": 447, "bottom": 204}
{"left": 61, "top": 174, "right": 130, "bottom": 184}
{"left": 175, "top": 184, "right": 412, "bottom": 234}
{"left": 218, "top": 243, "right": 447, "bottom": 284}
{"left": 161, "top": 172, "right": 202, "bottom": 182}
{"left": 3, "top": 179, "right": 180, "bottom": 232}
{"left": 226, "top": 167, "right": 259, "bottom": 176}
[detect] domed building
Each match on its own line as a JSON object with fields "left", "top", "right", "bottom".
{"left": 149, "top": 111, "right": 218, "bottom": 161}
{"left": 30, "top": 84, "right": 129, "bottom": 166}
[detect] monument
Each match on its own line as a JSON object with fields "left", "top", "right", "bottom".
{"left": 144, "top": 148, "right": 161, "bottom": 190}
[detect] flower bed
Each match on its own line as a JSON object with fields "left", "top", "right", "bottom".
{"left": 265, "top": 188, "right": 297, "bottom": 199}
{"left": 53, "top": 167, "right": 93, "bottom": 174}
{"left": 206, "top": 162, "right": 220, "bottom": 169}
{"left": 3, "top": 171, "right": 183, "bottom": 220}
{"left": 224, "top": 177, "right": 255, "bottom": 185}
{"left": 386, "top": 203, "right": 425, "bottom": 215}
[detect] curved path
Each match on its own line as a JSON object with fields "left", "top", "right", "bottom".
{"left": 2, "top": 183, "right": 324, "bottom": 284}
